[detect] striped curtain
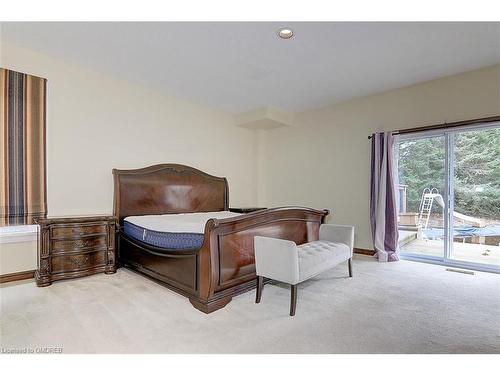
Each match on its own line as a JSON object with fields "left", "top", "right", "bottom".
{"left": 370, "top": 132, "right": 399, "bottom": 262}
{"left": 0, "top": 68, "right": 47, "bottom": 226}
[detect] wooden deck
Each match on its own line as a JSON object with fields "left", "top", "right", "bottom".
{"left": 400, "top": 237, "right": 500, "bottom": 266}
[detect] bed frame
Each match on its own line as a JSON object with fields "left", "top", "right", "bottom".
{"left": 113, "top": 164, "right": 328, "bottom": 313}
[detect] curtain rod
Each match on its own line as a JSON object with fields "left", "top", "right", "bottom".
{"left": 367, "top": 115, "right": 500, "bottom": 139}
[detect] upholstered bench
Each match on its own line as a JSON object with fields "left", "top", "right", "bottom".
{"left": 254, "top": 224, "right": 354, "bottom": 316}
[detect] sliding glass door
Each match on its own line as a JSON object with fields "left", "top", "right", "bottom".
{"left": 395, "top": 123, "right": 500, "bottom": 272}
{"left": 449, "top": 127, "right": 500, "bottom": 268}
{"left": 397, "top": 134, "right": 447, "bottom": 260}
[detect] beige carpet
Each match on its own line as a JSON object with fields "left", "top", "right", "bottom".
{"left": 1, "top": 255, "right": 499, "bottom": 353}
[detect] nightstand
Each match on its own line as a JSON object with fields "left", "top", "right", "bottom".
{"left": 229, "top": 207, "right": 267, "bottom": 213}
{"left": 34, "top": 215, "right": 117, "bottom": 287}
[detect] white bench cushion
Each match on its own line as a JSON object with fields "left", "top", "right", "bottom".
{"left": 297, "top": 240, "right": 350, "bottom": 282}
{"left": 254, "top": 224, "right": 354, "bottom": 285}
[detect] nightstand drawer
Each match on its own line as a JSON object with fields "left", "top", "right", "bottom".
{"left": 51, "top": 251, "right": 106, "bottom": 274}
{"left": 52, "top": 236, "right": 107, "bottom": 253}
{"left": 52, "top": 224, "right": 107, "bottom": 239}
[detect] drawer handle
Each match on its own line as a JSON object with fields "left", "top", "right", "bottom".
{"left": 72, "top": 227, "right": 102, "bottom": 235}
{"left": 74, "top": 228, "right": 92, "bottom": 235}
{"left": 75, "top": 240, "right": 92, "bottom": 248}
{"left": 71, "top": 256, "right": 90, "bottom": 268}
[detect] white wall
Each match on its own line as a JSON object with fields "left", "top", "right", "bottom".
{"left": 261, "top": 64, "right": 500, "bottom": 250}
{"left": 1, "top": 41, "right": 258, "bottom": 217}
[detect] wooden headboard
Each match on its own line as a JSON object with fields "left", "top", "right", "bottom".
{"left": 113, "top": 164, "right": 229, "bottom": 224}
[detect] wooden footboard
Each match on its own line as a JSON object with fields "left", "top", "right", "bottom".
{"left": 118, "top": 206, "right": 328, "bottom": 314}
{"left": 191, "top": 207, "right": 329, "bottom": 313}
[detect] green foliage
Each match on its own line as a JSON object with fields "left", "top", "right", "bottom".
{"left": 397, "top": 127, "right": 500, "bottom": 220}
{"left": 398, "top": 136, "right": 445, "bottom": 213}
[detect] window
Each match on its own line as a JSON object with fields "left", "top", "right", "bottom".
{"left": 0, "top": 68, "right": 47, "bottom": 226}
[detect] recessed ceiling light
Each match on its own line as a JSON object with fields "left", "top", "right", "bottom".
{"left": 278, "top": 28, "right": 294, "bottom": 39}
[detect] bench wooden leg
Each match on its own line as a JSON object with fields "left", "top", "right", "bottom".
{"left": 256, "top": 276, "right": 263, "bottom": 303}
{"left": 290, "top": 284, "right": 297, "bottom": 316}
{"left": 348, "top": 258, "right": 353, "bottom": 277}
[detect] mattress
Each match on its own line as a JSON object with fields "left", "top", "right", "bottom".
{"left": 123, "top": 211, "right": 241, "bottom": 250}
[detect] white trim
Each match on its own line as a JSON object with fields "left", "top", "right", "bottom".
{"left": 0, "top": 225, "right": 38, "bottom": 244}
{"left": 400, "top": 253, "right": 500, "bottom": 274}
{"left": 444, "top": 132, "right": 452, "bottom": 262}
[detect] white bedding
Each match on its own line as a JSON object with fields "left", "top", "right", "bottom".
{"left": 124, "top": 211, "right": 242, "bottom": 234}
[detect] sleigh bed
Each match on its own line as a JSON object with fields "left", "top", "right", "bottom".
{"left": 113, "top": 164, "right": 328, "bottom": 313}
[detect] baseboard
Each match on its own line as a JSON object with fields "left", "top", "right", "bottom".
{"left": 354, "top": 248, "right": 376, "bottom": 256}
{"left": 0, "top": 270, "right": 35, "bottom": 284}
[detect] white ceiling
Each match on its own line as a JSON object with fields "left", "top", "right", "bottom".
{"left": 1, "top": 22, "right": 499, "bottom": 113}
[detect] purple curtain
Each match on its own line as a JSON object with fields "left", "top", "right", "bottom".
{"left": 370, "top": 132, "right": 399, "bottom": 262}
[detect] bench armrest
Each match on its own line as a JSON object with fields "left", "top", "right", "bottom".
{"left": 319, "top": 224, "right": 354, "bottom": 255}
{"left": 254, "top": 236, "right": 299, "bottom": 285}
